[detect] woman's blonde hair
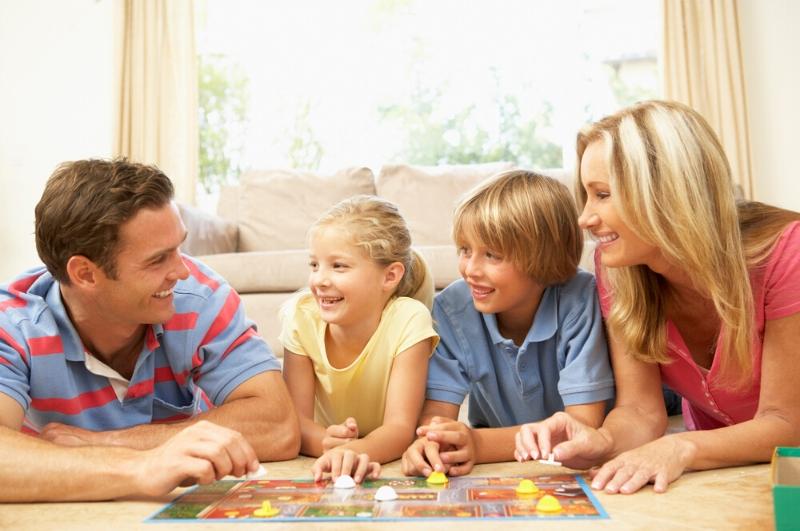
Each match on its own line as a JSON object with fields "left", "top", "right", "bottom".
{"left": 453, "top": 169, "right": 582, "bottom": 285}
{"left": 310, "top": 195, "right": 433, "bottom": 309}
{"left": 575, "top": 100, "right": 799, "bottom": 386}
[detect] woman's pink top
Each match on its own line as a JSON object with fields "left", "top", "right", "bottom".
{"left": 596, "top": 221, "right": 800, "bottom": 430}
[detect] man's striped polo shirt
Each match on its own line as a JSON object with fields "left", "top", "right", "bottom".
{"left": 0, "top": 256, "right": 280, "bottom": 433}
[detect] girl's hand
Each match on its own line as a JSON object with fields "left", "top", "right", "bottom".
{"left": 312, "top": 448, "right": 380, "bottom": 483}
{"left": 514, "top": 412, "right": 613, "bottom": 470}
{"left": 589, "top": 435, "right": 696, "bottom": 494}
{"left": 400, "top": 436, "right": 451, "bottom": 477}
{"left": 322, "top": 417, "right": 359, "bottom": 451}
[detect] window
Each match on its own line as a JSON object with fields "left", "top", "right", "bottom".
{"left": 196, "top": 0, "right": 660, "bottom": 199}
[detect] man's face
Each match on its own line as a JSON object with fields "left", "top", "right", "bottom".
{"left": 93, "top": 202, "right": 190, "bottom": 327}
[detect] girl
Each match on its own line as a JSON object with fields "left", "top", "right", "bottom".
{"left": 280, "top": 195, "right": 438, "bottom": 483}
{"left": 516, "top": 100, "right": 800, "bottom": 493}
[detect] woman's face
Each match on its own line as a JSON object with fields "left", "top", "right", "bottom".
{"left": 578, "top": 140, "right": 662, "bottom": 269}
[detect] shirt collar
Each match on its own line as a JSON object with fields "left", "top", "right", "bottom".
{"left": 46, "top": 280, "right": 163, "bottom": 361}
{"left": 481, "top": 285, "right": 558, "bottom": 346}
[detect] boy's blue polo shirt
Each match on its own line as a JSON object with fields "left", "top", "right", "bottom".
{"left": 426, "top": 270, "right": 614, "bottom": 428}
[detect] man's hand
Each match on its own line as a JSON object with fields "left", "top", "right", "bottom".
{"left": 134, "top": 420, "right": 260, "bottom": 497}
{"left": 515, "top": 411, "right": 613, "bottom": 470}
{"left": 40, "top": 422, "right": 100, "bottom": 447}
{"left": 321, "top": 417, "right": 359, "bottom": 451}
{"left": 311, "top": 448, "right": 380, "bottom": 483}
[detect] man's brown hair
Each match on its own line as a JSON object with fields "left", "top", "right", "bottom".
{"left": 35, "top": 158, "right": 174, "bottom": 283}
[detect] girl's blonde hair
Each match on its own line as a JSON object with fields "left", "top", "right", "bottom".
{"left": 310, "top": 195, "right": 434, "bottom": 309}
{"left": 453, "top": 169, "right": 582, "bottom": 285}
{"left": 575, "top": 100, "right": 799, "bottom": 386}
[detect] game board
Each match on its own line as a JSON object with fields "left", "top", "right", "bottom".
{"left": 149, "top": 474, "right": 608, "bottom": 522}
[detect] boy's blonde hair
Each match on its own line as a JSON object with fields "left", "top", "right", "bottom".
{"left": 453, "top": 170, "right": 582, "bottom": 285}
{"left": 575, "top": 100, "right": 799, "bottom": 386}
{"left": 310, "top": 195, "right": 434, "bottom": 309}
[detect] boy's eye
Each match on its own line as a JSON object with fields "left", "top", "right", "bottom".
{"left": 457, "top": 246, "right": 471, "bottom": 256}
{"left": 485, "top": 251, "right": 501, "bottom": 260}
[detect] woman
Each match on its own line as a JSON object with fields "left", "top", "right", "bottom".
{"left": 514, "top": 100, "right": 800, "bottom": 494}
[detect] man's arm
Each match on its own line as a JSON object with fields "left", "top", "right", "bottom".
{"left": 0, "top": 394, "right": 260, "bottom": 502}
{"left": 42, "top": 371, "right": 301, "bottom": 461}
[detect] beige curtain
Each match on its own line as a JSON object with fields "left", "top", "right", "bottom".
{"left": 663, "top": 0, "right": 753, "bottom": 199}
{"left": 115, "top": 0, "right": 198, "bottom": 205}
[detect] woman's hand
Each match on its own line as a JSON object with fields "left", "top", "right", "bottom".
{"left": 514, "top": 412, "right": 614, "bottom": 470}
{"left": 589, "top": 434, "right": 696, "bottom": 494}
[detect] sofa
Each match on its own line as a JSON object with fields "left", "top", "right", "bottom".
{"left": 179, "top": 162, "right": 592, "bottom": 357}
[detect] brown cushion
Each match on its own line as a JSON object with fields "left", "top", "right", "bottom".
{"left": 237, "top": 167, "right": 376, "bottom": 252}
{"left": 375, "top": 162, "right": 515, "bottom": 245}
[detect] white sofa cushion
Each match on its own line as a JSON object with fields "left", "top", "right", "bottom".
{"left": 236, "top": 167, "right": 376, "bottom": 252}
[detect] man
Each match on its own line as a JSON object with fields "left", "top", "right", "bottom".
{"left": 0, "top": 159, "right": 300, "bottom": 501}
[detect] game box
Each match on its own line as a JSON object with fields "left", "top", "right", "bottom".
{"left": 772, "top": 447, "right": 800, "bottom": 530}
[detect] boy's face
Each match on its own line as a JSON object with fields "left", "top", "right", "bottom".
{"left": 457, "top": 235, "right": 543, "bottom": 327}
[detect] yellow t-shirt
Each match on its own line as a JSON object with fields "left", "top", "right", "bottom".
{"left": 279, "top": 293, "right": 439, "bottom": 435}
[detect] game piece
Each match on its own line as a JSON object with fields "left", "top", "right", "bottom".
{"left": 252, "top": 501, "right": 280, "bottom": 517}
{"left": 426, "top": 471, "right": 448, "bottom": 485}
{"left": 537, "top": 452, "right": 562, "bottom": 466}
{"left": 535, "top": 494, "right": 563, "bottom": 513}
{"left": 334, "top": 474, "right": 356, "bottom": 489}
{"left": 245, "top": 464, "right": 267, "bottom": 480}
{"left": 515, "top": 479, "right": 539, "bottom": 495}
{"left": 374, "top": 485, "right": 399, "bottom": 501}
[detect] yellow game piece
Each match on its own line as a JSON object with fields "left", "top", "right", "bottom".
{"left": 535, "top": 494, "right": 563, "bottom": 513}
{"left": 515, "top": 479, "right": 539, "bottom": 495}
{"left": 426, "top": 471, "right": 449, "bottom": 485}
{"left": 224, "top": 510, "right": 240, "bottom": 518}
{"left": 252, "top": 501, "right": 281, "bottom": 517}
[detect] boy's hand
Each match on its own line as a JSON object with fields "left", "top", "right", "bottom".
{"left": 311, "top": 448, "right": 380, "bottom": 483}
{"left": 418, "top": 417, "right": 476, "bottom": 476}
{"left": 400, "top": 436, "right": 450, "bottom": 477}
{"left": 322, "top": 417, "right": 359, "bottom": 451}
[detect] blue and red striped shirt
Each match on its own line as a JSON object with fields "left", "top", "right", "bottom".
{"left": 0, "top": 256, "right": 280, "bottom": 433}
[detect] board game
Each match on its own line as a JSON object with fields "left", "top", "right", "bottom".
{"left": 149, "top": 474, "right": 608, "bottom": 522}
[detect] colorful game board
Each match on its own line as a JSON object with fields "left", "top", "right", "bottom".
{"left": 149, "top": 474, "right": 608, "bottom": 522}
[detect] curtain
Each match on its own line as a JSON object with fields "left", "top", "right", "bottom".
{"left": 663, "top": 0, "right": 754, "bottom": 199}
{"left": 115, "top": 0, "right": 198, "bottom": 205}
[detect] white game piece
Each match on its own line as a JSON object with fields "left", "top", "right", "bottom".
{"left": 537, "top": 452, "right": 562, "bottom": 466}
{"left": 245, "top": 464, "right": 267, "bottom": 480}
{"left": 334, "top": 474, "right": 356, "bottom": 489}
{"left": 373, "top": 485, "right": 398, "bottom": 501}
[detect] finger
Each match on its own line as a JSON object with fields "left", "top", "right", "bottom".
{"left": 312, "top": 456, "right": 329, "bottom": 482}
{"left": 447, "top": 461, "right": 473, "bottom": 477}
{"left": 518, "top": 425, "right": 538, "bottom": 460}
{"left": 422, "top": 441, "right": 445, "bottom": 474}
{"left": 187, "top": 440, "right": 235, "bottom": 480}
{"left": 340, "top": 451, "right": 355, "bottom": 478}
{"left": 405, "top": 441, "right": 433, "bottom": 476}
{"left": 652, "top": 470, "right": 670, "bottom": 493}
{"left": 619, "top": 468, "right": 653, "bottom": 495}
{"left": 590, "top": 460, "right": 621, "bottom": 491}
{"left": 368, "top": 461, "right": 381, "bottom": 479}
{"left": 439, "top": 447, "right": 471, "bottom": 465}
{"left": 353, "top": 453, "right": 370, "bottom": 483}
{"left": 514, "top": 431, "right": 529, "bottom": 462}
{"left": 183, "top": 457, "right": 216, "bottom": 486}
{"left": 602, "top": 465, "right": 635, "bottom": 494}
{"left": 346, "top": 417, "right": 358, "bottom": 437}
{"left": 532, "top": 425, "right": 552, "bottom": 461}
{"left": 426, "top": 429, "right": 467, "bottom": 448}
{"left": 326, "top": 424, "right": 351, "bottom": 438}
{"left": 330, "top": 453, "right": 343, "bottom": 479}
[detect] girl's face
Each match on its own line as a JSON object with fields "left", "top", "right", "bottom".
{"left": 578, "top": 140, "right": 662, "bottom": 269}
{"left": 308, "top": 225, "right": 396, "bottom": 328}
{"left": 457, "top": 234, "right": 543, "bottom": 325}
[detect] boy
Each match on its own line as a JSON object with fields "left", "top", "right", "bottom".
{"left": 401, "top": 170, "right": 614, "bottom": 477}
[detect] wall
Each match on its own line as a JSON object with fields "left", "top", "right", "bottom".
{"left": 0, "top": 0, "right": 115, "bottom": 280}
{"left": 739, "top": 0, "right": 800, "bottom": 211}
